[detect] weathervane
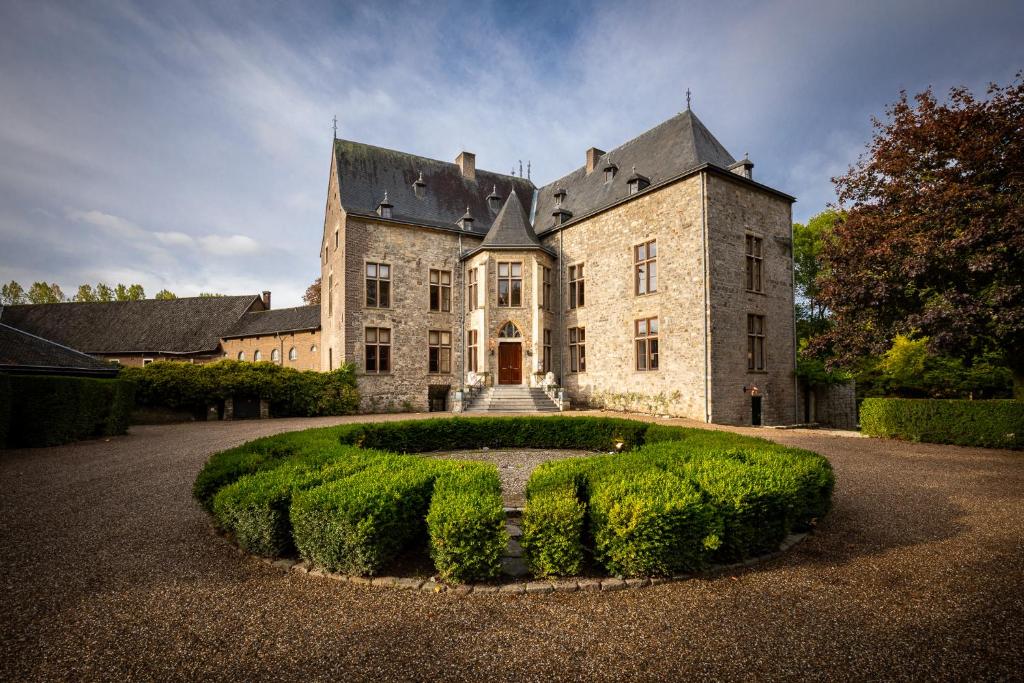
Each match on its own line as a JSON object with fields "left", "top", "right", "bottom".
{"left": 332, "top": 115, "right": 338, "bottom": 139}
{"left": 686, "top": 88, "right": 692, "bottom": 111}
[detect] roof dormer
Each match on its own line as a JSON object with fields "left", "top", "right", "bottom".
{"left": 486, "top": 185, "right": 502, "bottom": 212}
{"left": 627, "top": 166, "right": 650, "bottom": 195}
{"left": 412, "top": 171, "right": 426, "bottom": 199}
{"left": 376, "top": 191, "right": 393, "bottom": 219}
{"left": 553, "top": 187, "right": 567, "bottom": 204}
{"left": 603, "top": 159, "right": 618, "bottom": 183}
{"left": 458, "top": 207, "right": 474, "bottom": 231}
{"left": 552, "top": 207, "right": 573, "bottom": 226}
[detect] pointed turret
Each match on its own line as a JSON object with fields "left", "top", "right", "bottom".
{"left": 481, "top": 191, "right": 540, "bottom": 248}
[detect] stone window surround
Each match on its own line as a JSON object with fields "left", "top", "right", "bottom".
{"left": 428, "top": 329, "right": 452, "bottom": 374}
{"left": 466, "top": 329, "right": 478, "bottom": 373}
{"left": 542, "top": 328, "right": 552, "bottom": 373}
{"left": 467, "top": 267, "right": 479, "bottom": 311}
{"left": 745, "top": 232, "right": 765, "bottom": 294}
{"left": 365, "top": 260, "right": 392, "bottom": 309}
{"left": 496, "top": 261, "right": 523, "bottom": 308}
{"left": 568, "top": 326, "right": 586, "bottom": 373}
{"left": 747, "top": 313, "right": 767, "bottom": 372}
{"left": 634, "top": 316, "right": 659, "bottom": 372}
{"left": 365, "top": 326, "right": 392, "bottom": 374}
{"left": 540, "top": 264, "right": 552, "bottom": 311}
{"left": 568, "top": 262, "right": 585, "bottom": 309}
{"left": 634, "top": 238, "right": 658, "bottom": 296}
{"left": 429, "top": 268, "right": 452, "bottom": 312}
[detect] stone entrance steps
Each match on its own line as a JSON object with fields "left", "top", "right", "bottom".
{"left": 464, "top": 386, "right": 559, "bottom": 413}
{"left": 501, "top": 507, "right": 529, "bottom": 577}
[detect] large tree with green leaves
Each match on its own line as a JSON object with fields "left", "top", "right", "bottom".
{"left": 1, "top": 280, "right": 27, "bottom": 304}
{"left": 813, "top": 73, "right": 1024, "bottom": 396}
{"left": 793, "top": 209, "right": 843, "bottom": 342}
{"left": 27, "top": 282, "right": 65, "bottom": 304}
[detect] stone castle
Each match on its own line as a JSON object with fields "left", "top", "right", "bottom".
{"left": 319, "top": 108, "right": 798, "bottom": 425}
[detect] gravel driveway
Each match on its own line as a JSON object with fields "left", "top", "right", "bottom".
{"left": 1, "top": 412, "right": 1022, "bottom": 681}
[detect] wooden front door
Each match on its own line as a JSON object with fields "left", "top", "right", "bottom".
{"left": 498, "top": 342, "right": 522, "bottom": 384}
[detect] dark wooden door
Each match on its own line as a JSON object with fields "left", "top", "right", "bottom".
{"left": 498, "top": 343, "right": 522, "bottom": 384}
{"left": 751, "top": 396, "right": 763, "bottom": 426}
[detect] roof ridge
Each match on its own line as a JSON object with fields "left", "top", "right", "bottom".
{"left": 335, "top": 138, "right": 534, "bottom": 184}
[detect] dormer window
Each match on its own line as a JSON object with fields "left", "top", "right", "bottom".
{"left": 553, "top": 187, "right": 567, "bottom": 205}
{"left": 603, "top": 160, "right": 618, "bottom": 183}
{"left": 486, "top": 185, "right": 502, "bottom": 212}
{"left": 458, "top": 207, "right": 474, "bottom": 231}
{"left": 552, "top": 207, "right": 573, "bottom": 227}
{"left": 413, "top": 172, "right": 426, "bottom": 199}
{"left": 377, "top": 191, "right": 393, "bottom": 219}
{"left": 627, "top": 166, "right": 650, "bottom": 195}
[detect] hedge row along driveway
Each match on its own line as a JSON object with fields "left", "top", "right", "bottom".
{"left": 196, "top": 417, "right": 835, "bottom": 582}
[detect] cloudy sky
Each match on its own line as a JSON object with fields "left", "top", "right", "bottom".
{"left": 1, "top": 1, "right": 1021, "bottom": 307}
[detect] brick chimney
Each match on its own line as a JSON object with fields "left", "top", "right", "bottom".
{"left": 261, "top": 290, "right": 271, "bottom": 309}
{"left": 455, "top": 151, "right": 476, "bottom": 180}
{"left": 586, "top": 147, "right": 605, "bottom": 174}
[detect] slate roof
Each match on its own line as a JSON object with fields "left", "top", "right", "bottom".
{"left": 533, "top": 110, "right": 738, "bottom": 234}
{"left": 0, "top": 296, "right": 264, "bottom": 355}
{"left": 333, "top": 139, "right": 536, "bottom": 233}
{"left": 0, "top": 321, "right": 118, "bottom": 376}
{"left": 223, "top": 305, "right": 321, "bottom": 338}
{"left": 480, "top": 191, "right": 542, "bottom": 249}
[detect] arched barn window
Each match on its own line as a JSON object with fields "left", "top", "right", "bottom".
{"left": 271, "top": 349, "right": 280, "bottom": 362}
{"left": 289, "top": 347, "right": 297, "bottom": 361}
{"left": 237, "top": 351, "right": 245, "bottom": 361}
{"left": 498, "top": 321, "right": 521, "bottom": 338}
{"left": 254, "top": 350, "right": 262, "bottom": 361}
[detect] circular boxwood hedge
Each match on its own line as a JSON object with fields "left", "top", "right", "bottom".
{"left": 194, "top": 416, "right": 834, "bottom": 583}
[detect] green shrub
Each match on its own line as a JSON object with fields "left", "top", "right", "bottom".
{"left": 122, "top": 359, "right": 359, "bottom": 418}
{"left": 290, "top": 462, "right": 440, "bottom": 575}
{"left": 860, "top": 398, "right": 1023, "bottom": 449}
{"left": 521, "top": 485, "right": 587, "bottom": 577}
{"left": 1, "top": 374, "right": 135, "bottom": 447}
{"left": 427, "top": 464, "right": 507, "bottom": 583}
{"left": 211, "top": 448, "right": 394, "bottom": 556}
{"left": 589, "top": 468, "right": 718, "bottom": 576}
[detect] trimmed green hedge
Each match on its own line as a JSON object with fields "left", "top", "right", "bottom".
{"left": 860, "top": 398, "right": 1023, "bottom": 449}
{"left": 122, "top": 359, "right": 359, "bottom": 418}
{"left": 427, "top": 464, "right": 507, "bottom": 582}
{"left": 194, "top": 416, "right": 834, "bottom": 582}
{"left": 0, "top": 373, "right": 134, "bottom": 447}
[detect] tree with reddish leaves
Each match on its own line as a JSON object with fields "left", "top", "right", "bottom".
{"left": 303, "top": 277, "right": 321, "bottom": 306}
{"left": 813, "top": 73, "right": 1024, "bottom": 397}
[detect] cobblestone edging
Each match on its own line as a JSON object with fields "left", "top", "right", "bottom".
{"left": 211, "top": 524, "right": 809, "bottom": 596}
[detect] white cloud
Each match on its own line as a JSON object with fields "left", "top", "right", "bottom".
{"left": 197, "top": 234, "right": 260, "bottom": 255}
{"left": 153, "top": 231, "right": 196, "bottom": 247}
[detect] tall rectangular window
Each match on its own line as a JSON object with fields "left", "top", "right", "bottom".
{"left": 569, "top": 326, "right": 586, "bottom": 372}
{"left": 541, "top": 266, "right": 552, "bottom": 310}
{"left": 746, "top": 235, "right": 763, "bottom": 292}
{"left": 365, "top": 327, "right": 391, "bottom": 373}
{"left": 327, "top": 273, "right": 333, "bottom": 317}
{"left": 634, "top": 239, "right": 657, "bottom": 295}
{"left": 568, "top": 264, "right": 585, "bottom": 309}
{"left": 429, "top": 269, "right": 451, "bottom": 312}
{"left": 542, "top": 329, "right": 552, "bottom": 373}
{"left": 366, "top": 262, "right": 391, "bottom": 308}
{"left": 497, "top": 261, "right": 522, "bottom": 307}
{"left": 467, "top": 267, "right": 478, "bottom": 311}
{"left": 334, "top": 230, "right": 339, "bottom": 250}
{"left": 466, "top": 330, "right": 478, "bottom": 373}
{"left": 635, "top": 317, "right": 659, "bottom": 371}
{"left": 747, "top": 314, "right": 766, "bottom": 371}
{"left": 428, "top": 330, "right": 451, "bottom": 373}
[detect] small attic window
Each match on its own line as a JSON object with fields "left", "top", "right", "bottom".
{"left": 627, "top": 167, "right": 650, "bottom": 195}
{"left": 603, "top": 161, "right": 618, "bottom": 183}
{"left": 377, "top": 190, "right": 393, "bottom": 219}
{"left": 458, "top": 207, "right": 474, "bottom": 231}
{"left": 487, "top": 185, "right": 502, "bottom": 212}
{"left": 552, "top": 207, "right": 573, "bottom": 227}
{"left": 413, "top": 172, "right": 426, "bottom": 199}
{"left": 553, "top": 187, "right": 567, "bottom": 205}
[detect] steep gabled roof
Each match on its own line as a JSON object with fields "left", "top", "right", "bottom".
{"left": 480, "top": 191, "right": 542, "bottom": 249}
{"left": 223, "top": 305, "right": 321, "bottom": 338}
{"left": 333, "top": 139, "right": 536, "bottom": 233}
{"left": 0, "top": 321, "right": 117, "bottom": 376}
{"left": 533, "top": 110, "right": 737, "bottom": 234}
{"left": 0, "top": 296, "right": 263, "bottom": 355}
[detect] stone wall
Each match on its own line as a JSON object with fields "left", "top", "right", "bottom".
{"left": 540, "top": 176, "right": 709, "bottom": 420}
{"left": 705, "top": 173, "right": 797, "bottom": 425}
{"left": 96, "top": 352, "right": 221, "bottom": 367}
{"left": 799, "top": 381, "right": 858, "bottom": 429}
{"left": 320, "top": 151, "right": 347, "bottom": 372}
{"left": 220, "top": 329, "right": 322, "bottom": 371}
{"left": 343, "top": 217, "right": 482, "bottom": 412}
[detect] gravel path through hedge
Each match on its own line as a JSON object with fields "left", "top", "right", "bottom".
{"left": 2, "top": 412, "right": 1022, "bottom": 680}
{"left": 425, "top": 448, "right": 593, "bottom": 507}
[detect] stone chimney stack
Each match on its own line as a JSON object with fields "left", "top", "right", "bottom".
{"left": 729, "top": 156, "right": 754, "bottom": 180}
{"left": 455, "top": 151, "right": 476, "bottom": 180}
{"left": 586, "top": 147, "right": 605, "bottom": 174}
{"left": 262, "top": 290, "right": 271, "bottom": 309}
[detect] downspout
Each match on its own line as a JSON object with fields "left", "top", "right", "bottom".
{"left": 701, "top": 172, "right": 711, "bottom": 423}
{"left": 558, "top": 228, "right": 564, "bottom": 386}
{"left": 458, "top": 233, "right": 465, "bottom": 397}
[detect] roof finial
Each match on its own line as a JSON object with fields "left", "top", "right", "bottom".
{"left": 527, "top": 160, "right": 531, "bottom": 180}
{"left": 333, "top": 115, "right": 338, "bottom": 139}
{"left": 686, "top": 88, "right": 692, "bottom": 111}
{"left": 383, "top": 190, "right": 389, "bottom": 202}
{"left": 518, "top": 160, "right": 523, "bottom": 178}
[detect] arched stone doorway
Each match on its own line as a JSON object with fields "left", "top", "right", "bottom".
{"left": 496, "top": 321, "right": 523, "bottom": 384}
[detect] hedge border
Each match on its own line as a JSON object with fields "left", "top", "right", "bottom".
{"left": 207, "top": 520, "right": 809, "bottom": 595}
{"left": 860, "top": 397, "right": 1023, "bottom": 449}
